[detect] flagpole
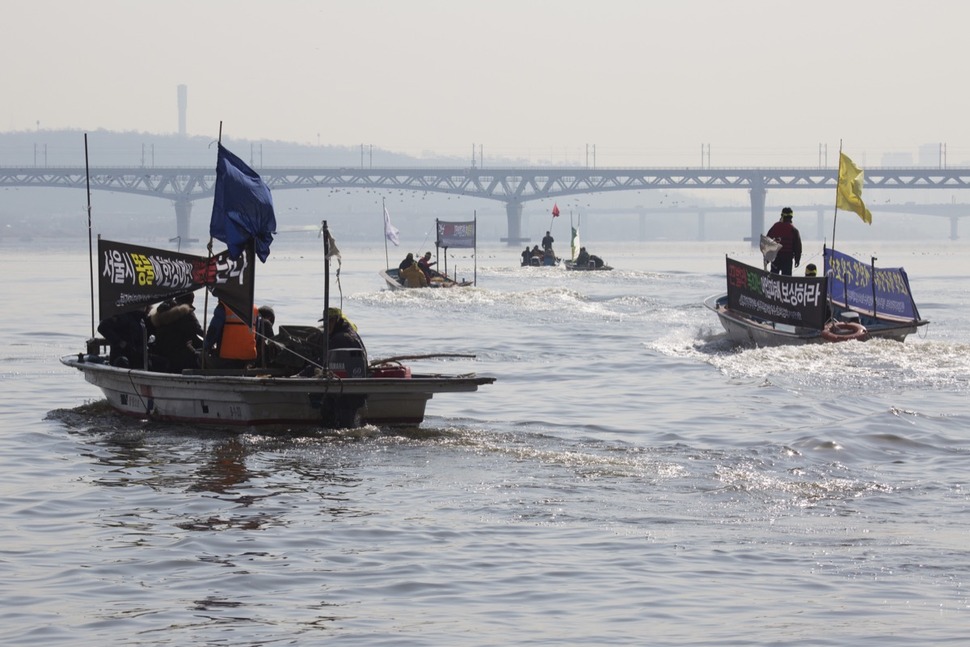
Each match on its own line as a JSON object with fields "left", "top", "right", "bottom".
{"left": 84, "top": 133, "right": 95, "bottom": 340}
{"left": 832, "top": 139, "right": 843, "bottom": 252}
{"left": 323, "top": 219, "right": 331, "bottom": 374}
{"left": 201, "top": 122, "right": 224, "bottom": 370}
{"left": 382, "top": 197, "right": 389, "bottom": 270}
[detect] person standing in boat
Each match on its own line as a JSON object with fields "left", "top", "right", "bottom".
{"left": 765, "top": 207, "right": 802, "bottom": 276}
{"left": 204, "top": 300, "right": 258, "bottom": 369}
{"left": 521, "top": 246, "right": 532, "bottom": 266}
{"left": 542, "top": 231, "right": 555, "bottom": 255}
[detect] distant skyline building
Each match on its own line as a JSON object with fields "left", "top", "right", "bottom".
{"left": 881, "top": 143, "right": 947, "bottom": 168}
{"left": 177, "top": 84, "right": 187, "bottom": 137}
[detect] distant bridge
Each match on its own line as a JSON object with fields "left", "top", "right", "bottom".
{"left": 3, "top": 165, "right": 970, "bottom": 244}
{"left": 590, "top": 203, "right": 968, "bottom": 241}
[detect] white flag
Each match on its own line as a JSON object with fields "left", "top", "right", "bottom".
{"left": 324, "top": 227, "right": 341, "bottom": 259}
{"left": 384, "top": 207, "right": 400, "bottom": 246}
{"left": 760, "top": 234, "right": 782, "bottom": 266}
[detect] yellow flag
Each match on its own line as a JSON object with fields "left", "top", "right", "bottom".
{"left": 836, "top": 152, "right": 873, "bottom": 224}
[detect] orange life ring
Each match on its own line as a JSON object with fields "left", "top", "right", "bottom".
{"left": 821, "top": 321, "right": 868, "bottom": 342}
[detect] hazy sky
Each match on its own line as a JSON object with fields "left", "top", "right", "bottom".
{"left": 5, "top": 0, "right": 967, "bottom": 166}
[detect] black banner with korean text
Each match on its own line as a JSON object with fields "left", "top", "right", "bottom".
{"left": 725, "top": 257, "right": 828, "bottom": 329}
{"left": 98, "top": 239, "right": 254, "bottom": 322}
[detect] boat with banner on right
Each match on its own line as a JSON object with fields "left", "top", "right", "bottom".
{"left": 707, "top": 149, "right": 929, "bottom": 347}
{"left": 705, "top": 247, "right": 929, "bottom": 347}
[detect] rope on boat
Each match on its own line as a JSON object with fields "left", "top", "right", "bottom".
{"left": 370, "top": 353, "right": 476, "bottom": 367}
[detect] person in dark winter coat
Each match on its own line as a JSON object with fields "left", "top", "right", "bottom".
{"left": 322, "top": 307, "right": 365, "bottom": 352}
{"left": 765, "top": 207, "right": 802, "bottom": 276}
{"left": 256, "top": 305, "right": 277, "bottom": 367}
{"left": 541, "top": 231, "right": 555, "bottom": 253}
{"left": 98, "top": 306, "right": 153, "bottom": 369}
{"left": 149, "top": 292, "right": 203, "bottom": 373}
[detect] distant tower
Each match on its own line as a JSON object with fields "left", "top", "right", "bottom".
{"left": 177, "top": 84, "right": 187, "bottom": 136}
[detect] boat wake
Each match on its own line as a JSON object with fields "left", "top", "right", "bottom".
{"left": 687, "top": 337, "right": 970, "bottom": 392}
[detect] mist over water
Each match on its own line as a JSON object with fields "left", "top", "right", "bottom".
{"left": 3, "top": 236, "right": 968, "bottom": 646}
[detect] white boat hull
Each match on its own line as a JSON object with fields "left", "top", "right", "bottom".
{"left": 379, "top": 268, "right": 473, "bottom": 290}
{"left": 62, "top": 355, "right": 493, "bottom": 429}
{"left": 564, "top": 261, "right": 613, "bottom": 271}
{"left": 704, "top": 294, "right": 819, "bottom": 346}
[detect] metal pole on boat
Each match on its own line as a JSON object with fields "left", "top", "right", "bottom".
{"left": 382, "top": 197, "right": 389, "bottom": 271}
{"left": 437, "top": 219, "right": 447, "bottom": 279}
{"left": 84, "top": 134, "right": 95, "bottom": 339}
{"left": 322, "top": 220, "right": 330, "bottom": 373}
{"left": 870, "top": 256, "right": 878, "bottom": 319}
{"left": 200, "top": 122, "right": 224, "bottom": 371}
{"left": 831, "top": 140, "right": 843, "bottom": 253}
{"left": 473, "top": 211, "right": 478, "bottom": 286}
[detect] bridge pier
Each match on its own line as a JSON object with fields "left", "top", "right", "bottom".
{"left": 172, "top": 198, "right": 194, "bottom": 243}
{"left": 951, "top": 215, "right": 959, "bottom": 240}
{"left": 748, "top": 177, "right": 766, "bottom": 247}
{"left": 817, "top": 207, "right": 825, "bottom": 240}
{"left": 501, "top": 200, "right": 527, "bottom": 246}
{"left": 698, "top": 211, "right": 706, "bottom": 241}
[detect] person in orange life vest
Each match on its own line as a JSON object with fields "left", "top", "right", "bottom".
{"left": 204, "top": 301, "right": 258, "bottom": 368}
{"left": 765, "top": 207, "right": 802, "bottom": 276}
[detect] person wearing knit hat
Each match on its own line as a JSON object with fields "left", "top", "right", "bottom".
{"left": 765, "top": 207, "right": 802, "bottom": 275}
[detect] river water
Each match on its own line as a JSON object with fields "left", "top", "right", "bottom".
{"left": 2, "top": 234, "right": 968, "bottom": 646}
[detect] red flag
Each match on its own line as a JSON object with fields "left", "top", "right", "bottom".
{"left": 552, "top": 203, "right": 560, "bottom": 217}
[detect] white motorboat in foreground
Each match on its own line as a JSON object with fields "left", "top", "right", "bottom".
{"left": 61, "top": 352, "right": 493, "bottom": 429}
{"left": 63, "top": 139, "right": 494, "bottom": 430}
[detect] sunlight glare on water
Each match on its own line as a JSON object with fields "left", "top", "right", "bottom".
{"left": 2, "top": 237, "right": 969, "bottom": 646}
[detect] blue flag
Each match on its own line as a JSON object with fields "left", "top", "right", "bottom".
{"left": 210, "top": 144, "right": 277, "bottom": 262}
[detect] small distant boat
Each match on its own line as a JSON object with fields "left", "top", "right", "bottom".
{"left": 563, "top": 219, "right": 612, "bottom": 271}
{"left": 379, "top": 267, "right": 473, "bottom": 290}
{"left": 705, "top": 249, "right": 928, "bottom": 347}
{"left": 380, "top": 207, "right": 478, "bottom": 289}
{"left": 521, "top": 251, "right": 560, "bottom": 267}
{"left": 564, "top": 258, "right": 613, "bottom": 271}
